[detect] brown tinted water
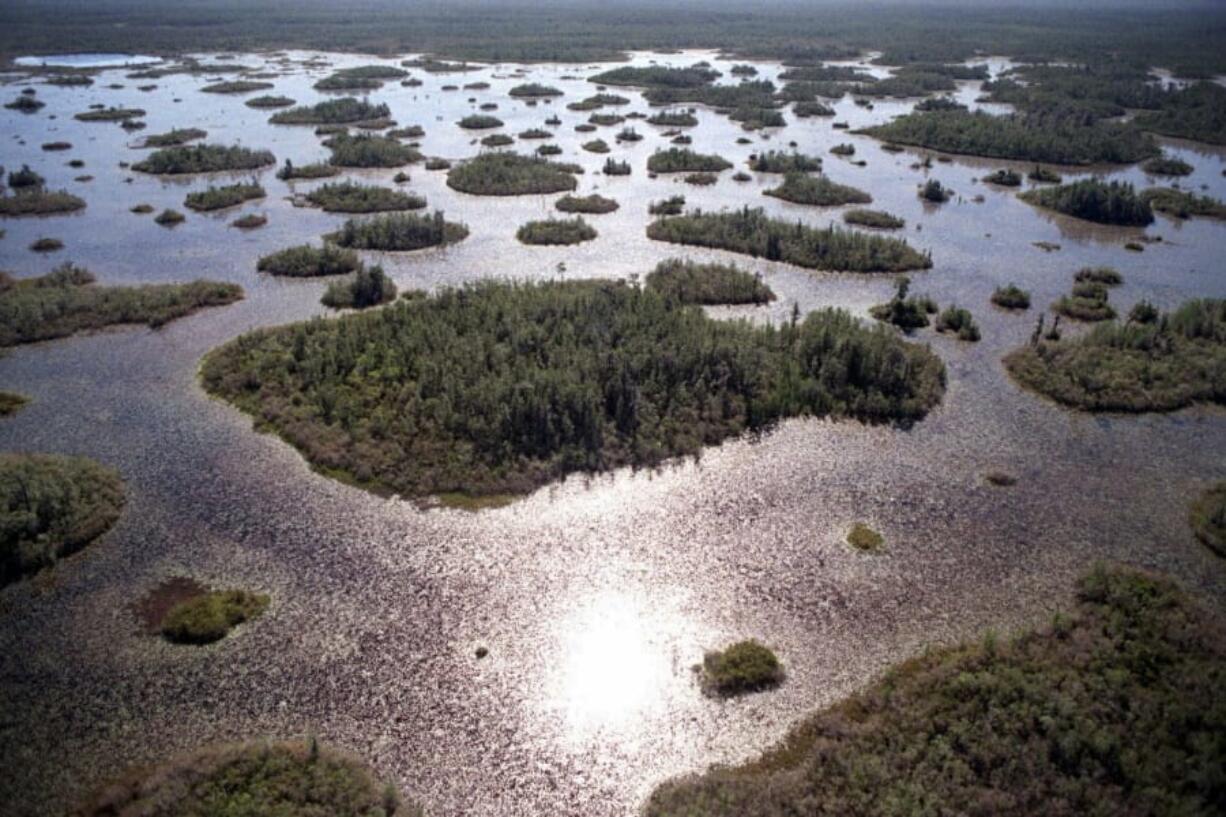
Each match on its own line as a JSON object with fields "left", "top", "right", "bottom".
{"left": 1, "top": 49, "right": 1224, "bottom": 817}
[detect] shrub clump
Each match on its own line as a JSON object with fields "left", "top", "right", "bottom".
{"left": 1, "top": 452, "right": 125, "bottom": 586}
{"left": 1141, "top": 156, "right": 1194, "bottom": 177}
{"left": 991, "top": 284, "right": 1031, "bottom": 310}
{"left": 982, "top": 168, "right": 1022, "bottom": 186}
{"left": 556, "top": 194, "right": 618, "bottom": 214}
{"left": 844, "top": 209, "right": 904, "bottom": 229}
{"left": 161, "top": 589, "right": 269, "bottom": 644}
{"left": 0, "top": 392, "right": 30, "bottom": 417}
{"left": 1019, "top": 179, "right": 1154, "bottom": 226}
{"left": 257, "top": 244, "right": 361, "bottom": 277}
{"left": 201, "top": 80, "right": 273, "bottom": 94}
{"left": 1189, "top": 482, "right": 1226, "bottom": 557}
{"left": 648, "top": 207, "right": 931, "bottom": 273}
{"left": 935, "top": 305, "right": 981, "bottom": 341}
{"left": 326, "top": 133, "right": 421, "bottom": 168}
{"left": 0, "top": 263, "right": 242, "bottom": 347}
{"left": 184, "top": 182, "right": 265, "bottom": 212}
{"left": 516, "top": 217, "right": 597, "bottom": 246}
{"left": 201, "top": 280, "right": 945, "bottom": 500}
{"left": 245, "top": 94, "right": 296, "bottom": 109}
{"left": 141, "top": 128, "right": 207, "bottom": 147}
{"left": 275, "top": 160, "right": 340, "bottom": 180}
{"left": 765, "top": 172, "right": 872, "bottom": 206}
{"left": 1140, "top": 187, "right": 1226, "bottom": 221}
{"left": 702, "top": 640, "right": 784, "bottom": 696}
{"left": 509, "top": 83, "right": 563, "bottom": 98}
{"left": 748, "top": 151, "right": 822, "bottom": 174}
{"left": 1004, "top": 298, "right": 1226, "bottom": 412}
{"left": 447, "top": 152, "right": 578, "bottom": 196}
{"left": 646, "top": 258, "right": 774, "bottom": 305}
{"left": 270, "top": 97, "right": 390, "bottom": 125}
{"left": 647, "top": 148, "right": 732, "bottom": 174}
{"left": 847, "top": 522, "right": 884, "bottom": 551}
{"left": 0, "top": 187, "right": 86, "bottom": 217}
{"left": 305, "top": 181, "right": 425, "bottom": 213}
{"left": 79, "top": 739, "right": 412, "bottom": 817}
{"left": 133, "top": 144, "right": 275, "bottom": 175}
{"left": 869, "top": 277, "right": 937, "bottom": 330}
{"left": 322, "top": 266, "right": 398, "bottom": 310}
{"left": 74, "top": 107, "right": 144, "bottom": 122}
{"left": 327, "top": 211, "right": 469, "bottom": 251}
{"left": 649, "top": 195, "right": 685, "bottom": 216}
{"left": 458, "top": 114, "right": 504, "bottom": 130}
{"left": 646, "top": 566, "right": 1226, "bottom": 817}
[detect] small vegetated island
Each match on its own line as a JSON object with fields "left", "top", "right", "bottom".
{"left": 161, "top": 587, "right": 269, "bottom": 644}
{"left": 516, "top": 217, "right": 597, "bottom": 245}
{"left": 555, "top": 193, "right": 618, "bottom": 214}
{"left": 1, "top": 452, "right": 125, "bottom": 587}
{"left": 304, "top": 181, "right": 426, "bottom": 213}
{"left": 325, "top": 133, "right": 421, "bottom": 168}
{"left": 326, "top": 211, "right": 469, "bottom": 251}
{"left": 645, "top": 258, "right": 775, "bottom": 305}
{"left": 314, "top": 64, "right": 407, "bottom": 91}
{"left": 1190, "top": 482, "right": 1226, "bottom": 557}
{"left": 1141, "top": 187, "right": 1226, "bottom": 221}
{"left": 258, "top": 244, "right": 361, "bottom": 277}
{"left": 0, "top": 392, "right": 30, "bottom": 416}
{"left": 1004, "top": 298, "right": 1225, "bottom": 412}
{"left": 140, "top": 127, "right": 207, "bottom": 147}
{"left": 201, "top": 280, "right": 944, "bottom": 502}
{"left": 184, "top": 181, "right": 265, "bottom": 212}
{"left": 132, "top": 144, "right": 275, "bottom": 175}
{"left": 78, "top": 739, "right": 412, "bottom": 817}
{"left": 200, "top": 79, "right": 273, "bottom": 94}
{"left": 748, "top": 150, "right": 823, "bottom": 174}
{"left": 588, "top": 65, "right": 720, "bottom": 89}
{"left": 0, "top": 264, "right": 243, "bottom": 347}
{"left": 646, "top": 566, "right": 1225, "bottom": 817}
{"left": 857, "top": 109, "right": 1159, "bottom": 165}
{"left": 0, "top": 168, "right": 85, "bottom": 217}
{"left": 764, "top": 172, "right": 872, "bottom": 206}
{"left": 509, "top": 82, "right": 563, "bottom": 97}
{"left": 1018, "top": 178, "right": 1154, "bottom": 226}
{"left": 647, "top": 148, "right": 732, "bottom": 174}
{"left": 269, "top": 97, "right": 390, "bottom": 125}
{"left": 647, "top": 207, "right": 931, "bottom": 273}
{"left": 446, "top": 152, "right": 579, "bottom": 195}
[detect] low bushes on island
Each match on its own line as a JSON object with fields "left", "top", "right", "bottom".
{"left": 458, "top": 114, "right": 504, "bottom": 130}
{"left": 326, "top": 133, "right": 420, "bottom": 168}
{"left": 649, "top": 195, "right": 685, "bottom": 216}
{"left": 245, "top": 94, "right": 295, "bottom": 109}
{"left": 447, "top": 152, "right": 578, "bottom": 195}
{"left": 647, "top": 148, "right": 732, "bottom": 174}
{"left": 869, "top": 277, "right": 937, "bottom": 330}
{"left": 200, "top": 280, "right": 945, "bottom": 501}
{"left": 844, "top": 209, "right": 904, "bottom": 229}
{"left": 133, "top": 144, "right": 275, "bottom": 175}
{"left": 991, "top": 284, "right": 1031, "bottom": 310}
{"left": 0, "top": 177, "right": 86, "bottom": 217}
{"left": 982, "top": 168, "right": 1022, "bottom": 186}
{"left": 257, "top": 244, "right": 361, "bottom": 277}
{"left": 141, "top": 127, "right": 207, "bottom": 147}
{"left": 161, "top": 588, "right": 269, "bottom": 644}
{"left": 509, "top": 83, "right": 563, "bottom": 98}
{"left": 702, "top": 640, "right": 784, "bottom": 696}
{"left": 270, "top": 97, "right": 390, "bottom": 125}
{"left": 184, "top": 182, "right": 265, "bottom": 212}
{"left": 321, "top": 266, "right": 398, "bottom": 310}
{"left": 0, "top": 392, "right": 30, "bottom": 416}
{"left": 201, "top": 80, "right": 273, "bottom": 94}
{"left": 556, "top": 194, "right": 618, "bottom": 214}
{"left": 648, "top": 207, "right": 931, "bottom": 273}
{"left": 1140, "top": 187, "right": 1226, "bottom": 221}
{"left": 327, "top": 210, "right": 469, "bottom": 251}
{"left": 645, "top": 258, "right": 774, "bottom": 305}
{"left": 75, "top": 107, "right": 144, "bottom": 122}
{"left": 1019, "top": 179, "right": 1154, "bottom": 226}
{"left": 934, "top": 305, "right": 981, "bottom": 341}
{"left": 765, "top": 172, "right": 872, "bottom": 206}
{"left": 748, "top": 151, "right": 823, "bottom": 174}
{"left": 516, "top": 217, "right": 597, "bottom": 245}
{"left": 1141, "top": 156, "right": 1194, "bottom": 177}
{"left": 276, "top": 160, "right": 340, "bottom": 180}
{"left": 1, "top": 452, "right": 125, "bottom": 586}
{"left": 305, "top": 181, "right": 425, "bottom": 213}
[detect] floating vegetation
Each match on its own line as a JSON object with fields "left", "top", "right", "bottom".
{"left": 29, "top": 237, "right": 64, "bottom": 252}
{"left": 847, "top": 522, "right": 885, "bottom": 551}
{"left": 481, "top": 133, "right": 514, "bottom": 148}
{"left": 231, "top": 213, "right": 267, "bottom": 229}
{"left": 649, "top": 195, "right": 686, "bottom": 216}
{"left": 161, "top": 588, "right": 269, "bottom": 644}
{"left": 588, "top": 65, "right": 720, "bottom": 88}
{"left": 581, "top": 138, "right": 610, "bottom": 154}
{"left": 647, "top": 110, "right": 698, "bottom": 127}
{"left": 0, "top": 392, "right": 29, "bottom": 416}
{"left": 275, "top": 159, "right": 339, "bottom": 180}
{"left": 870, "top": 277, "right": 938, "bottom": 330}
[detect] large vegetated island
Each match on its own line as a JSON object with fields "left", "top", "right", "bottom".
{"left": 646, "top": 565, "right": 1225, "bottom": 817}
{"left": 858, "top": 109, "right": 1159, "bottom": 165}
{"left": 201, "top": 280, "right": 945, "bottom": 501}
{"left": 647, "top": 207, "right": 931, "bottom": 273}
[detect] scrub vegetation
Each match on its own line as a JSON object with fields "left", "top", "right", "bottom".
{"left": 555, "top": 194, "right": 618, "bottom": 214}
{"left": 1019, "top": 179, "right": 1154, "bottom": 226}
{"left": 516, "top": 217, "right": 597, "bottom": 246}
{"left": 304, "top": 181, "right": 426, "bottom": 213}
{"left": 1140, "top": 187, "right": 1226, "bottom": 221}
{"left": 161, "top": 588, "right": 270, "bottom": 644}
{"left": 764, "top": 173, "right": 872, "bottom": 207}
{"left": 645, "top": 258, "right": 774, "bottom": 305}
{"left": 201, "top": 280, "right": 945, "bottom": 500}
{"left": 702, "top": 640, "right": 784, "bottom": 696}
{"left": 184, "top": 182, "right": 265, "bottom": 212}
{"left": 322, "top": 266, "right": 398, "bottom": 310}
{"left": 1189, "top": 482, "right": 1226, "bottom": 557}
{"left": 647, "top": 148, "right": 732, "bottom": 174}
{"left": 844, "top": 209, "right": 904, "bottom": 229}
{"left": 446, "top": 152, "right": 579, "bottom": 195}
{"left": 326, "top": 133, "right": 421, "bottom": 168}
{"left": 327, "top": 211, "right": 469, "bottom": 251}
{"left": 132, "top": 144, "right": 275, "bottom": 174}
{"left": 257, "top": 244, "right": 361, "bottom": 278}
{"left": 1, "top": 452, "right": 125, "bottom": 587}
{"left": 269, "top": 97, "right": 390, "bottom": 125}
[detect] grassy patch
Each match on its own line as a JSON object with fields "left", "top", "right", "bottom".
{"left": 1189, "top": 482, "right": 1226, "bottom": 556}
{"left": 645, "top": 258, "right": 774, "bottom": 305}
{"left": 702, "top": 640, "right": 784, "bottom": 696}
{"left": 1, "top": 452, "right": 124, "bottom": 586}
{"left": 647, "top": 566, "right": 1226, "bottom": 817}
{"left": 1004, "top": 298, "right": 1226, "bottom": 411}
{"left": 201, "top": 280, "right": 945, "bottom": 500}
{"left": 0, "top": 263, "right": 242, "bottom": 347}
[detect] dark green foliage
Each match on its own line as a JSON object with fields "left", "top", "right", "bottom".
{"left": 647, "top": 110, "right": 698, "bottom": 127}
{"left": 846, "top": 522, "right": 884, "bottom": 551}
{"left": 509, "top": 82, "right": 562, "bottom": 97}
{"left": 602, "top": 158, "right": 631, "bottom": 176}
{"left": 447, "top": 152, "right": 578, "bottom": 195}
{"left": 649, "top": 195, "right": 685, "bottom": 216}
{"left": 201, "top": 280, "right": 945, "bottom": 499}
{"left": 270, "top": 97, "right": 390, "bottom": 125}
{"left": 5, "top": 95, "right": 44, "bottom": 112}
{"left": 844, "top": 209, "right": 904, "bottom": 229}
{"left": 793, "top": 101, "right": 836, "bottom": 118}
{"left": 321, "top": 266, "right": 398, "bottom": 310}
{"left": 914, "top": 96, "right": 965, "bottom": 112}
{"left": 41, "top": 141, "right": 72, "bottom": 152}
{"left": 1141, "top": 187, "right": 1226, "bottom": 221}
{"left": 0, "top": 189, "right": 86, "bottom": 217}
{"left": 313, "top": 71, "right": 390, "bottom": 91}
{"left": 935, "top": 305, "right": 981, "bottom": 341}
{"left": 647, "top": 566, "right": 1226, "bottom": 817}
{"left": 1028, "top": 165, "right": 1062, "bottom": 183}
{"left": 685, "top": 172, "right": 718, "bottom": 186}
{"left": 588, "top": 113, "right": 625, "bottom": 127}
{"left": 644, "top": 80, "right": 777, "bottom": 110}
{"left": 764, "top": 172, "right": 872, "bottom": 206}
{"left": 919, "top": 179, "right": 950, "bottom": 203}
{"left": 326, "top": 133, "right": 420, "bottom": 168}
{"left": 132, "top": 144, "right": 275, "bottom": 174}
{"left": 0, "top": 392, "right": 29, "bottom": 417}
{"left": 702, "top": 640, "right": 784, "bottom": 696}
{"left": 589, "top": 65, "right": 719, "bottom": 88}
{"left": 1, "top": 453, "right": 124, "bottom": 586}
{"left": 581, "top": 139, "right": 610, "bottom": 154}
{"left": 80, "top": 739, "right": 413, "bottom": 817}
{"left": 1055, "top": 279, "right": 1116, "bottom": 322}
{"left": 30, "top": 237, "right": 64, "bottom": 252}
{"left": 860, "top": 110, "right": 1158, "bottom": 165}
{"left": 328, "top": 211, "right": 469, "bottom": 251}
{"left": 1134, "top": 82, "right": 1226, "bottom": 145}
{"left": 141, "top": 127, "right": 207, "bottom": 147}
{"left": 245, "top": 94, "right": 295, "bottom": 109}
{"left": 0, "top": 263, "right": 242, "bottom": 347}
{"left": 730, "top": 107, "right": 786, "bottom": 129}
{"left": 982, "top": 168, "right": 1021, "bottom": 186}
{"left": 992, "top": 284, "right": 1031, "bottom": 310}
{"left": 257, "top": 244, "right": 361, "bottom": 277}
{"left": 648, "top": 207, "right": 931, "bottom": 273}
{"left": 981, "top": 64, "right": 1165, "bottom": 120}
{"left": 1129, "top": 301, "right": 1160, "bottom": 325}
{"left": 458, "top": 114, "right": 504, "bottom": 130}
{"left": 1075, "top": 266, "right": 1123, "bottom": 286}
{"left": 184, "top": 182, "right": 265, "bottom": 212}
{"left": 1005, "top": 299, "right": 1226, "bottom": 412}
{"left": 161, "top": 589, "right": 269, "bottom": 644}
{"left": 645, "top": 258, "right": 774, "bottom": 306}
{"left": 1142, "top": 156, "right": 1193, "bottom": 177}
{"left": 481, "top": 133, "right": 514, "bottom": 148}
{"left": 647, "top": 148, "right": 732, "bottom": 174}
{"left": 1020, "top": 179, "right": 1153, "bottom": 226}
{"left": 830, "top": 143, "right": 855, "bottom": 157}
{"left": 275, "top": 159, "right": 340, "bottom": 180}
{"left": 518, "top": 128, "right": 551, "bottom": 140}
{"left": 8, "top": 165, "right": 44, "bottom": 189}
{"left": 231, "top": 213, "right": 266, "bottom": 229}
{"left": 305, "top": 181, "right": 425, "bottom": 213}
{"left": 555, "top": 194, "right": 618, "bottom": 214}
{"left": 1190, "top": 482, "right": 1226, "bottom": 557}
{"left": 516, "top": 217, "right": 597, "bottom": 246}
{"left": 779, "top": 65, "right": 871, "bottom": 83}
{"left": 74, "top": 107, "right": 144, "bottom": 122}
{"left": 748, "top": 151, "right": 822, "bottom": 174}
{"left": 855, "top": 68, "right": 957, "bottom": 98}
{"left": 869, "top": 277, "right": 936, "bottom": 330}
{"left": 154, "top": 208, "right": 185, "bottom": 226}
{"left": 567, "top": 93, "right": 630, "bottom": 111}
{"left": 200, "top": 79, "right": 273, "bottom": 93}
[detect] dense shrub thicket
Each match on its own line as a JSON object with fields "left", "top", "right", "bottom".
{"left": 326, "top": 134, "right": 421, "bottom": 168}
{"left": 270, "top": 97, "right": 390, "bottom": 125}
{"left": 588, "top": 65, "right": 720, "bottom": 88}
{"left": 647, "top": 148, "right": 732, "bottom": 173}
{"left": 764, "top": 173, "right": 872, "bottom": 206}
{"left": 257, "top": 244, "right": 361, "bottom": 277}
{"left": 304, "top": 181, "right": 425, "bottom": 213}
{"left": 327, "top": 211, "right": 469, "bottom": 251}
{"left": 322, "top": 266, "right": 398, "bottom": 310}
{"left": 645, "top": 258, "right": 775, "bottom": 305}
{"left": 132, "top": 144, "right": 275, "bottom": 174}
{"left": 184, "top": 182, "right": 265, "bottom": 212}
{"left": 1019, "top": 179, "right": 1154, "bottom": 226}
{"left": 201, "top": 280, "right": 945, "bottom": 499}
{"left": 748, "top": 151, "right": 823, "bottom": 174}
{"left": 446, "top": 152, "right": 579, "bottom": 195}
{"left": 516, "top": 217, "right": 597, "bottom": 245}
